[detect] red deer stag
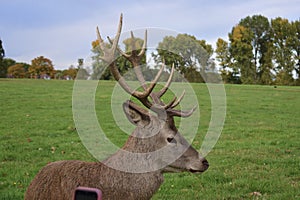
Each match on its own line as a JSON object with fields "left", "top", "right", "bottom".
{"left": 25, "top": 14, "right": 209, "bottom": 200}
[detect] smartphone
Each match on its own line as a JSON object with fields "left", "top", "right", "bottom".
{"left": 73, "top": 186, "right": 102, "bottom": 200}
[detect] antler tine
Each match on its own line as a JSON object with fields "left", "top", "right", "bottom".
{"left": 96, "top": 14, "right": 142, "bottom": 97}
{"left": 108, "top": 29, "right": 147, "bottom": 60}
{"left": 107, "top": 30, "right": 149, "bottom": 92}
{"left": 161, "top": 89, "right": 185, "bottom": 110}
{"left": 129, "top": 30, "right": 147, "bottom": 57}
{"left": 107, "top": 36, "right": 131, "bottom": 59}
{"left": 96, "top": 27, "right": 109, "bottom": 55}
{"left": 111, "top": 13, "right": 123, "bottom": 53}
{"left": 153, "top": 63, "right": 195, "bottom": 117}
{"left": 130, "top": 31, "right": 136, "bottom": 50}
{"left": 170, "top": 90, "right": 185, "bottom": 109}
{"left": 97, "top": 13, "right": 123, "bottom": 63}
{"left": 119, "top": 64, "right": 165, "bottom": 111}
{"left": 138, "top": 30, "right": 147, "bottom": 57}
{"left": 163, "top": 96, "right": 178, "bottom": 110}
{"left": 157, "top": 63, "right": 175, "bottom": 98}
{"left": 168, "top": 105, "right": 197, "bottom": 118}
{"left": 129, "top": 30, "right": 149, "bottom": 92}
{"left": 139, "top": 64, "right": 164, "bottom": 99}
{"left": 96, "top": 27, "right": 103, "bottom": 43}
{"left": 112, "top": 62, "right": 164, "bottom": 106}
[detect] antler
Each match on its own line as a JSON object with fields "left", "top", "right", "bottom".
{"left": 96, "top": 14, "right": 196, "bottom": 117}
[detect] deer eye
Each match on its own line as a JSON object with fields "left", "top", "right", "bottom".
{"left": 167, "top": 137, "right": 177, "bottom": 144}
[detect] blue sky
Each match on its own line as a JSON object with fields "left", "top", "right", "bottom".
{"left": 1, "top": 0, "right": 299, "bottom": 69}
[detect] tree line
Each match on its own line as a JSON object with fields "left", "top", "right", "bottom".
{"left": 91, "top": 15, "right": 299, "bottom": 85}
{"left": 0, "top": 49, "right": 88, "bottom": 80}
{"left": 216, "top": 15, "right": 300, "bottom": 85}
{"left": 1, "top": 14, "right": 299, "bottom": 85}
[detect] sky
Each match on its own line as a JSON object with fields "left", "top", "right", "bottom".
{"left": 1, "top": 0, "right": 299, "bottom": 69}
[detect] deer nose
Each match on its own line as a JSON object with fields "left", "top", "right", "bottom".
{"left": 202, "top": 158, "right": 209, "bottom": 170}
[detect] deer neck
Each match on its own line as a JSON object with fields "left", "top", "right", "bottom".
{"left": 122, "top": 127, "right": 160, "bottom": 153}
{"left": 102, "top": 126, "right": 165, "bottom": 174}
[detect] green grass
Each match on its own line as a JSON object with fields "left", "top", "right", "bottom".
{"left": 0, "top": 79, "right": 299, "bottom": 199}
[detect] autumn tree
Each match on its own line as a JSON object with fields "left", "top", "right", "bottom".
{"left": 239, "top": 15, "right": 273, "bottom": 84}
{"left": 271, "top": 17, "right": 296, "bottom": 85}
{"left": 61, "top": 66, "right": 76, "bottom": 79}
{"left": 7, "top": 64, "right": 26, "bottom": 78}
{"left": 29, "top": 56, "right": 55, "bottom": 79}
{"left": 229, "top": 24, "right": 256, "bottom": 84}
{"left": 7, "top": 63, "right": 31, "bottom": 78}
{"left": 216, "top": 15, "right": 300, "bottom": 85}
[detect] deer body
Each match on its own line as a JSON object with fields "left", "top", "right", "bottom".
{"left": 25, "top": 160, "right": 163, "bottom": 200}
{"left": 25, "top": 14, "right": 209, "bottom": 200}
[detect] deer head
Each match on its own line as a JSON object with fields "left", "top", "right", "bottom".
{"left": 97, "top": 14, "right": 209, "bottom": 174}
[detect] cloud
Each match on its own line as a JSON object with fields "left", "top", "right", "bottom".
{"left": 1, "top": 0, "right": 299, "bottom": 69}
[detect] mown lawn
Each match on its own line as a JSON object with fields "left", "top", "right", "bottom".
{"left": 0, "top": 79, "right": 299, "bottom": 199}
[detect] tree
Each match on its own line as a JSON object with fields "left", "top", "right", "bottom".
{"left": 215, "top": 38, "right": 240, "bottom": 83}
{"left": 271, "top": 17, "right": 295, "bottom": 85}
{"left": 7, "top": 64, "right": 26, "bottom": 78}
{"left": 0, "top": 39, "right": 7, "bottom": 77}
{"left": 259, "top": 39, "right": 274, "bottom": 85}
{"left": 216, "top": 15, "right": 300, "bottom": 85}
{"left": 291, "top": 20, "right": 300, "bottom": 84}
{"left": 216, "top": 38, "right": 230, "bottom": 69}
{"left": 153, "top": 34, "right": 213, "bottom": 82}
{"left": 63, "top": 65, "right": 78, "bottom": 80}
{"left": 239, "top": 15, "right": 273, "bottom": 84}
{"left": 7, "top": 63, "right": 31, "bottom": 78}
{"left": 0, "top": 39, "right": 4, "bottom": 60}
{"left": 29, "top": 56, "right": 55, "bottom": 79}
{"left": 229, "top": 24, "right": 255, "bottom": 84}
{"left": 1, "top": 58, "right": 16, "bottom": 78}
{"left": 54, "top": 70, "right": 64, "bottom": 79}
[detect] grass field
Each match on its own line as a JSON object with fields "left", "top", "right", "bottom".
{"left": 0, "top": 79, "right": 299, "bottom": 199}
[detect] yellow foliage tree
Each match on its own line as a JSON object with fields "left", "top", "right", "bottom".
{"left": 7, "top": 64, "right": 27, "bottom": 78}
{"left": 29, "top": 56, "right": 55, "bottom": 79}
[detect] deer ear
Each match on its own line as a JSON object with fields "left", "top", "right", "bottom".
{"left": 123, "top": 100, "right": 150, "bottom": 126}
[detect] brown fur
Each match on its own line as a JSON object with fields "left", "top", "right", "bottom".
{"left": 25, "top": 160, "right": 163, "bottom": 200}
